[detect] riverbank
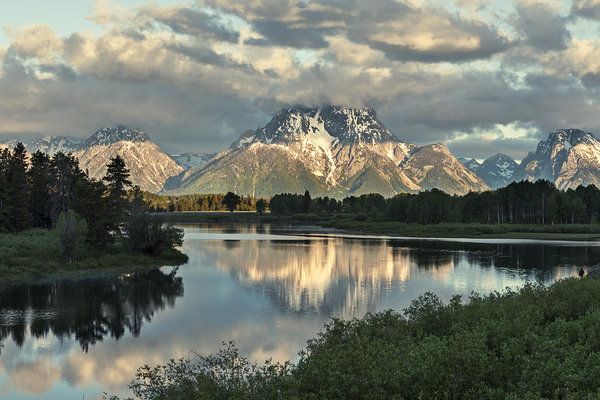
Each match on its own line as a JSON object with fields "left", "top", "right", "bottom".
{"left": 115, "top": 276, "right": 600, "bottom": 399}
{"left": 325, "top": 219, "right": 600, "bottom": 241}
{"left": 0, "top": 229, "right": 188, "bottom": 283}
{"left": 154, "top": 212, "right": 600, "bottom": 241}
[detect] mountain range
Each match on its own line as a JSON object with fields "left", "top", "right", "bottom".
{"left": 2, "top": 107, "right": 600, "bottom": 196}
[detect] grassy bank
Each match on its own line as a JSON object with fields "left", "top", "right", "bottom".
{"left": 113, "top": 277, "right": 600, "bottom": 400}
{"left": 153, "top": 212, "right": 600, "bottom": 240}
{"left": 0, "top": 229, "right": 188, "bottom": 282}
{"left": 325, "top": 218, "right": 600, "bottom": 240}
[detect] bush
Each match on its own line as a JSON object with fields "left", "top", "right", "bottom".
{"left": 111, "top": 278, "right": 600, "bottom": 400}
{"left": 54, "top": 210, "right": 87, "bottom": 262}
{"left": 126, "top": 195, "right": 184, "bottom": 257}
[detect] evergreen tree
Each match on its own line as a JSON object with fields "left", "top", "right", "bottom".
{"left": 103, "top": 155, "right": 132, "bottom": 229}
{"left": 0, "top": 148, "right": 10, "bottom": 231}
{"left": 302, "top": 190, "right": 311, "bottom": 213}
{"left": 50, "top": 152, "right": 84, "bottom": 224}
{"left": 73, "top": 177, "right": 112, "bottom": 247}
{"left": 29, "top": 151, "right": 52, "bottom": 228}
{"left": 6, "top": 143, "right": 31, "bottom": 231}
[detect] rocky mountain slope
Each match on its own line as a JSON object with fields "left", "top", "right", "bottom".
{"left": 166, "top": 107, "right": 487, "bottom": 197}
{"left": 73, "top": 126, "right": 183, "bottom": 192}
{"left": 172, "top": 152, "right": 216, "bottom": 170}
{"left": 516, "top": 129, "right": 600, "bottom": 189}
{"left": 401, "top": 144, "right": 488, "bottom": 195}
{"left": 475, "top": 153, "right": 518, "bottom": 189}
{"left": 459, "top": 157, "right": 481, "bottom": 173}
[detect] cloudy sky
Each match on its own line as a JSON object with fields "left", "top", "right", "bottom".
{"left": 1, "top": 0, "right": 600, "bottom": 159}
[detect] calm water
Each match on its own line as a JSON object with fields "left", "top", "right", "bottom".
{"left": 1, "top": 223, "right": 599, "bottom": 399}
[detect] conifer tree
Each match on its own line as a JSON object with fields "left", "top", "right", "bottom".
{"left": 29, "top": 151, "right": 52, "bottom": 228}
{"left": 50, "top": 152, "right": 84, "bottom": 224}
{"left": 0, "top": 148, "right": 10, "bottom": 231}
{"left": 103, "top": 155, "right": 132, "bottom": 229}
{"left": 6, "top": 143, "right": 31, "bottom": 231}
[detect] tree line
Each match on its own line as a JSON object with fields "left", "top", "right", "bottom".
{"left": 0, "top": 143, "right": 182, "bottom": 260}
{"left": 142, "top": 192, "right": 261, "bottom": 212}
{"left": 269, "top": 181, "right": 600, "bottom": 224}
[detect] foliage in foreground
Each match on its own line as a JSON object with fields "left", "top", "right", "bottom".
{"left": 110, "top": 277, "right": 600, "bottom": 400}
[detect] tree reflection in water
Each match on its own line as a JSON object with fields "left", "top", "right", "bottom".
{"left": 0, "top": 267, "right": 183, "bottom": 353}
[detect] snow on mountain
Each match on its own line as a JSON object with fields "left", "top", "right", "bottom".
{"left": 475, "top": 153, "right": 518, "bottom": 189}
{"left": 172, "top": 152, "right": 216, "bottom": 170}
{"left": 401, "top": 144, "right": 489, "bottom": 195}
{"left": 166, "top": 107, "right": 486, "bottom": 197}
{"left": 516, "top": 129, "right": 600, "bottom": 189}
{"left": 74, "top": 126, "right": 183, "bottom": 192}
{"left": 459, "top": 157, "right": 481, "bottom": 173}
{"left": 28, "top": 136, "right": 84, "bottom": 155}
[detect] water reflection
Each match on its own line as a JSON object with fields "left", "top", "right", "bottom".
{"left": 0, "top": 224, "right": 598, "bottom": 399}
{"left": 0, "top": 267, "right": 183, "bottom": 353}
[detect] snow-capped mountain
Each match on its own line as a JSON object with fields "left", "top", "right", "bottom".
{"left": 74, "top": 126, "right": 183, "bottom": 192}
{"left": 516, "top": 129, "right": 600, "bottom": 189}
{"left": 166, "top": 107, "right": 487, "bottom": 197}
{"left": 28, "top": 136, "right": 84, "bottom": 155}
{"left": 459, "top": 157, "right": 481, "bottom": 173}
{"left": 401, "top": 144, "right": 488, "bottom": 195}
{"left": 475, "top": 153, "right": 518, "bottom": 189}
{"left": 0, "top": 136, "right": 83, "bottom": 155}
{"left": 172, "top": 152, "right": 216, "bottom": 170}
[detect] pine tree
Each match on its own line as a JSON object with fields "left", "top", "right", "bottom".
{"left": 6, "top": 143, "right": 31, "bottom": 231}
{"left": 50, "top": 152, "right": 85, "bottom": 224}
{"left": 73, "top": 177, "right": 112, "bottom": 247}
{"left": 103, "top": 155, "right": 132, "bottom": 229}
{"left": 302, "top": 190, "right": 311, "bottom": 213}
{"left": 29, "top": 151, "right": 52, "bottom": 228}
{"left": 0, "top": 148, "right": 10, "bottom": 231}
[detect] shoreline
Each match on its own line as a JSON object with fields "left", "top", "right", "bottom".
{"left": 153, "top": 212, "right": 600, "bottom": 242}
{"left": 0, "top": 229, "right": 188, "bottom": 285}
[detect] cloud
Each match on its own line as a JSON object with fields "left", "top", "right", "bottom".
{"left": 0, "top": 0, "right": 599, "bottom": 159}
{"left": 140, "top": 5, "right": 240, "bottom": 43}
{"left": 6, "top": 25, "right": 64, "bottom": 61}
{"left": 511, "top": 1, "right": 571, "bottom": 51}
{"left": 572, "top": 0, "right": 600, "bottom": 20}
{"left": 203, "top": 0, "right": 510, "bottom": 62}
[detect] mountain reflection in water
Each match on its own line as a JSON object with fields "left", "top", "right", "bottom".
{"left": 0, "top": 224, "right": 597, "bottom": 400}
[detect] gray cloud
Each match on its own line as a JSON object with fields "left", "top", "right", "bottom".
{"left": 204, "top": 0, "right": 510, "bottom": 62}
{"left": 1, "top": 1, "right": 600, "bottom": 160}
{"left": 572, "top": 0, "right": 600, "bottom": 20}
{"left": 141, "top": 6, "right": 240, "bottom": 43}
{"left": 511, "top": 2, "right": 571, "bottom": 51}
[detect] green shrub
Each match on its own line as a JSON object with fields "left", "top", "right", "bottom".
{"left": 112, "top": 278, "right": 600, "bottom": 400}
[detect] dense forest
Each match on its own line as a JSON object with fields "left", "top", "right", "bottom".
{"left": 270, "top": 181, "right": 600, "bottom": 224}
{"left": 0, "top": 143, "right": 183, "bottom": 263}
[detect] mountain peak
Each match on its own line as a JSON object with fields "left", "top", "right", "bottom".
{"left": 244, "top": 106, "right": 398, "bottom": 147}
{"left": 86, "top": 125, "right": 151, "bottom": 147}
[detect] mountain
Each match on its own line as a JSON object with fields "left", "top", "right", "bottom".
{"left": 28, "top": 136, "right": 84, "bottom": 155}
{"left": 459, "top": 157, "right": 481, "bottom": 173}
{"left": 74, "top": 126, "right": 183, "bottom": 192}
{"left": 516, "top": 129, "right": 600, "bottom": 189}
{"left": 165, "top": 107, "right": 487, "bottom": 197}
{"left": 401, "top": 144, "right": 488, "bottom": 195}
{"left": 172, "top": 152, "right": 216, "bottom": 170}
{"left": 475, "top": 153, "right": 518, "bottom": 189}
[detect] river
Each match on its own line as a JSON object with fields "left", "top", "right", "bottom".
{"left": 0, "top": 223, "right": 598, "bottom": 399}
